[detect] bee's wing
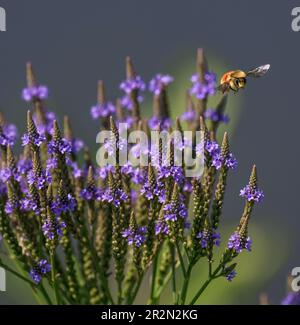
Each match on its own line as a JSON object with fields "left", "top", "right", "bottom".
{"left": 247, "top": 64, "right": 270, "bottom": 78}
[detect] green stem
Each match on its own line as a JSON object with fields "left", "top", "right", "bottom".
{"left": 150, "top": 254, "right": 159, "bottom": 303}
{"left": 189, "top": 265, "right": 222, "bottom": 305}
{"left": 180, "top": 262, "right": 194, "bottom": 305}
{"left": 170, "top": 244, "right": 177, "bottom": 304}
{"left": 154, "top": 257, "right": 180, "bottom": 300}
{"left": 128, "top": 274, "right": 143, "bottom": 305}
{"left": 50, "top": 253, "right": 60, "bottom": 305}
{"left": 175, "top": 241, "right": 186, "bottom": 278}
{"left": 208, "top": 261, "right": 212, "bottom": 277}
{"left": 39, "top": 283, "right": 53, "bottom": 305}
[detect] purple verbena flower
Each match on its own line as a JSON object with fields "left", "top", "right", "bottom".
{"left": 0, "top": 123, "right": 18, "bottom": 146}
{"left": 148, "top": 116, "right": 172, "bottom": 130}
{"left": 72, "top": 138, "right": 84, "bottom": 153}
{"left": 240, "top": 185, "right": 264, "bottom": 203}
{"left": 48, "top": 138, "right": 72, "bottom": 155}
{"left": 21, "top": 132, "right": 46, "bottom": 147}
{"left": 226, "top": 270, "right": 237, "bottom": 282}
{"left": 163, "top": 198, "right": 187, "bottom": 222}
{"left": 120, "top": 76, "right": 145, "bottom": 110}
{"left": 155, "top": 220, "right": 169, "bottom": 235}
{"left": 17, "top": 158, "right": 32, "bottom": 175}
{"left": 52, "top": 193, "right": 77, "bottom": 215}
{"left": 42, "top": 217, "right": 66, "bottom": 240}
{"left": 227, "top": 232, "right": 252, "bottom": 253}
{"left": 190, "top": 72, "right": 216, "bottom": 100}
{"left": 181, "top": 107, "right": 196, "bottom": 122}
{"left": 22, "top": 86, "right": 49, "bottom": 102}
{"left": 122, "top": 226, "right": 146, "bottom": 247}
{"left": 5, "top": 201, "right": 18, "bottom": 214}
{"left": 281, "top": 292, "right": 300, "bottom": 305}
{"left": 101, "top": 188, "right": 128, "bottom": 207}
{"left": 32, "top": 111, "right": 56, "bottom": 135}
{"left": 204, "top": 108, "right": 230, "bottom": 124}
{"left": 149, "top": 74, "right": 174, "bottom": 96}
{"left": 90, "top": 102, "right": 115, "bottom": 120}
{"left": 29, "top": 259, "right": 51, "bottom": 284}
{"left": 197, "top": 229, "right": 221, "bottom": 248}
{"left": 20, "top": 195, "right": 40, "bottom": 214}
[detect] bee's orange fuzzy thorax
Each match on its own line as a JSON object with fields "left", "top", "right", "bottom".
{"left": 220, "top": 71, "right": 234, "bottom": 84}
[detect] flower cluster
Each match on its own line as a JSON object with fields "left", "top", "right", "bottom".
{"left": 22, "top": 86, "right": 49, "bottom": 102}
{"left": 0, "top": 123, "right": 17, "bottom": 146}
{"left": 227, "top": 232, "right": 252, "bottom": 253}
{"left": 33, "top": 111, "right": 56, "bottom": 135}
{"left": 22, "top": 132, "right": 46, "bottom": 147}
{"left": 90, "top": 103, "right": 116, "bottom": 120}
{"left": 240, "top": 185, "right": 264, "bottom": 203}
{"left": 48, "top": 138, "right": 72, "bottom": 155}
{"left": 149, "top": 74, "right": 174, "bottom": 96}
{"left": 204, "top": 108, "right": 229, "bottom": 124}
{"left": 203, "top": 140, "right": 237, "bottom": 170}
{"left": 120, "top": 76, "right": 145, "bottom": 110}
{"left": 29, "top": 259, "right": 51, "bottom": 284}
{"left": 101, "top": 187, "right": 128, "bottom": 207}
{"left": 122, "top": 227, "right": 146, "bottom": 247}
{"left": 226, "top": 270, "right": 237, "bottom": 282}
{"left": 148, "top": 116, "right": 172, "bottom": 130}
{"left": 181, "top": 107, "right": 196, "bottom": 122}
{"left": 42, "top": 218, "right": 66, "bottom": 240}
{"left": 0, "top": 52, "right": 265, "bottom": 305}
{"left": 197, "top": 229, "right": 221, "bottom": 248}
{"left": 52, "top": 193, "right": 77, "bottom": 215}
{"left": 190, "top": 72, "right": 216, "bottom": 100}
{"left": 163, "top": 197, "right": 187, "bottom": 222}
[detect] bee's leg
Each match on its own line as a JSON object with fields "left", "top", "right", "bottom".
{"left": 229, "top": 79, "right": 238, "bottom": 92}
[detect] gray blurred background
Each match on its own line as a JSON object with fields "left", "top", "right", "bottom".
{"left": 0, "top": 0, "right": 299, "bottom": 304}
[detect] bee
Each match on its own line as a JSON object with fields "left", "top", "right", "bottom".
{"left": 218, "top": 64, "right": 270, "bottom": 93}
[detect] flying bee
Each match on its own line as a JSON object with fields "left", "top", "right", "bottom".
{"left": 218, "top": 64, "right": 270, "bottom": 94}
